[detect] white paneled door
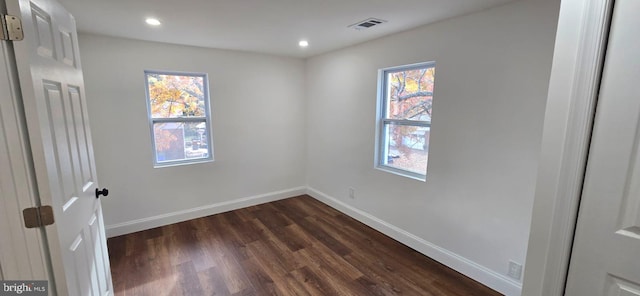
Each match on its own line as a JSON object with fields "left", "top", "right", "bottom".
{"left": 565, "top": 0, "right": 640, "bottom": 295}
{"left": 5, "top": 0, "right": 113, "bottom": 295}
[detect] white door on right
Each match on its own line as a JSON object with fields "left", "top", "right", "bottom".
{"left": 565, "top": 0, "right": 640, "bottom": 295}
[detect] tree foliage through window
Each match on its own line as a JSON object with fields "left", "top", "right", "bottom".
{"left": 148, "top": 74, "right": 205, "bottom": 118}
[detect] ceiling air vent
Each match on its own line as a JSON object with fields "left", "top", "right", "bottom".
{"left": 348, "top": 18, "right": 387, "bottom": 30}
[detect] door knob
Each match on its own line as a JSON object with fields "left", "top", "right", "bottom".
{"left": 95, "top": 188, "right": 109, "bottom": 199}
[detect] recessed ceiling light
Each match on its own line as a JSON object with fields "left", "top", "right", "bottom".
{"left": 145, "top": 18, "right": 161, "bottom": 26}
{"left": 298, "top": 40, "right": 309, "bottom": 48}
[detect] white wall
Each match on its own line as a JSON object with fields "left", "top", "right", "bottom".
{"left": 305, "top": 0, "right": 559, "bottom": 294}
{"left": 78, "top": 34, "right": 307, "bottom": 236}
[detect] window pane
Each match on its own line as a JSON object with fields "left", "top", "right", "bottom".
{"left": 382, "top": 123, "right": 429, "bottom": 174}
{"left": 385, "top": 67, "right": 434, "bottom": 121}
{"left": 153, "top": 121, "right": 209, "bottom": 163}
{"left": 146, "top": 73, "right": 206, "bottom": 118}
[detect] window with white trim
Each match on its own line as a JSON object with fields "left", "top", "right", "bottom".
{"left": 376, "top": 62, "right": 435, "bottom": 180}
{"left": 145, "top": 71, "right": 213, "bottom": 167}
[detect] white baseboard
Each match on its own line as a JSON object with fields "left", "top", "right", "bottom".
{"left": 306, "top": 187, "right": 522, "bottom": 296}
{"left": 105, "top": 187, "right": 306, "bottom": 238}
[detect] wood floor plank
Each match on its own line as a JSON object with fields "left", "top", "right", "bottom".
{"left": 249, "top": 221, "right": 306, "bottom": 271}
{"left": 355, "top": 275, "right": 403, "bottom": 296}
{"left": 197, "top": 266, "right": 231, "bottom": 295}
{"left": 239, "top": 258, "right": 278, "bottom": 295}
{"left": 245, "top": 241, "right": 310, "bottom": 296}
{"left": 177, "top": 261, "right": 205, "bottom": 295}
{"left": 288, "top": 257, "right": 351, "bottom": 296}
{"left": 342, "top": 251, "right": 434, "bottom": 296}
{"left": 208, "top": 214, "right": 252, "bottom": 261}
{"left": 289, "top": 267, "right": 328, "bottom": 296}
{"left": 201, "top": 229, "right": 253, "bottom": 294}
{"left": 311, "top": 214, "right": 441, "bottom": 292}
{"left": 107, "top": 195, "right": 503, "bottom": 296}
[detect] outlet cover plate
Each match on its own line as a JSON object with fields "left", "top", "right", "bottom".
{"left": 507, "top": 260, "right": 523, "bottom": 280}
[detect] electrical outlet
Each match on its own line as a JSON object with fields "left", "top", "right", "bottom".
{"left": 348, "top": 187, "right": 355, "bottom": 199}
{"left": 507, "top": 261, "right": 523, "bottom": 280}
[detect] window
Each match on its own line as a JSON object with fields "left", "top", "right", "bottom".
{"left": 145, "top": 71, "right": 213, "bottom": 167}
{"left": 376, "top": 62, "right": 435, "bottom": 180}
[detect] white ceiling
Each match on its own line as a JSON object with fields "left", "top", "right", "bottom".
{"left": 57, "top": 0, "right": 516, "bottom": 58}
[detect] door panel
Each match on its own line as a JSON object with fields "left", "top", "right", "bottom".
{"left": 565, "top": 0, "right": 640, "bottom": 294}
{"left": 31, "top": 4, "right": 56, "bottom": 59}
{"left": 60, "top": 30, "right": 76, "bottom": 67}
{"left": 88, "top": 208, "right": 111, "bottom": 295}
{"left": 68, "top": 231, "right": 91, "bottom": 296}
{"left": 7, "top": 0, "right": 113, "bottom": 294}
{"left": 68, "top": 85, "right": 94, "bottom": 189}
{"left": 606, "top": 276, "right": 640, "bottom": 296}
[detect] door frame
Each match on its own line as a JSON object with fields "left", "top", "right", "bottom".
{"left": 0, "top": 1, "right": 55, "bottom": 290}
{"left": 522, "top": 0, "right": 614, "bottom": 295}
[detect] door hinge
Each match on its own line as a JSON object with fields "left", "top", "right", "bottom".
{"left": 0, "top": 14, "right": 24, "bottom": 41}
{"left": 23, "top": 206, "right": 55, "bottom": 228}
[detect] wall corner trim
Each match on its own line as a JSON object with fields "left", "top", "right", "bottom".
{"left": 306, "top": 187, "right": 522, "bottom": 296}
{"left": 105, "top": 186, "right": 307, "bottom": 237}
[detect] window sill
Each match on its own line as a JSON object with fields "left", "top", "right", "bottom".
{"left": 375, "top": 165, "right": 426, "bottom": 182}
{"left": 154, "top": 158, "right": 214, "bottom": 169}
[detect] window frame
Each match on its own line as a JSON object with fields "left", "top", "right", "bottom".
{"left": 375, "top": 61, "right": 435, "bottom": 181}
{"left": 144, "top": 70, "right": 214, "bottom": 168}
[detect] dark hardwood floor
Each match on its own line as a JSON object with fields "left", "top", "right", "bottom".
{"left": 107, "top": 195, "right": 502, "bottom": 296}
